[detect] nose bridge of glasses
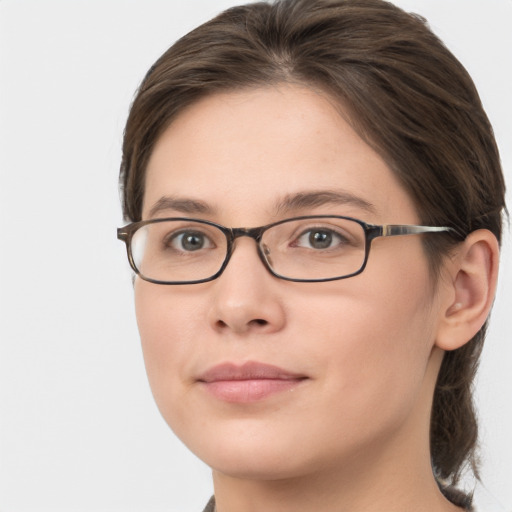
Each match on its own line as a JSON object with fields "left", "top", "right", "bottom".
{"left": 225, "top": 226, "right": 271, "bottom": 271}
{"left": 230, "top": 226, "right": 265, "bottom": 242}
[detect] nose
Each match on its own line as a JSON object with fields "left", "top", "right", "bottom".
{"left": 207, "top": 237, "right": 286, "bottom": 336}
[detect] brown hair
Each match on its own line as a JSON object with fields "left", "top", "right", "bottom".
{"left": 119, "top": 0, "right": 506, "bottom": 498}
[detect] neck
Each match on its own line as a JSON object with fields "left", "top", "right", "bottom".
{"left": 212, "top": 442, "right": 463, "bottom": 512}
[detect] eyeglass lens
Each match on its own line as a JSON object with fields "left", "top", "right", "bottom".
{"left": 130, "top": 217, "right": 367, "bottom": 283}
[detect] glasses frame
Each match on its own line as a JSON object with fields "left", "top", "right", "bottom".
{"left": 117, "top": 215, "right": 455, "bottom": 285}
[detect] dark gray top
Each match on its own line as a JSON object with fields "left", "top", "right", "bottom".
{"left": 202, "top": 496, "right": 216, "bottom": 512}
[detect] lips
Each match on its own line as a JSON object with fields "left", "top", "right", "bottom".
{"left": 197, "top": 361, "right": 308, "bottom": 403}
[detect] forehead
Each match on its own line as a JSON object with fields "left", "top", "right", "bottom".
{"left": 143, "top": 85, "right": 418, "bottom": 225}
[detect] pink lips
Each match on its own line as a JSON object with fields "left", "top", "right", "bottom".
{"left": 197, "top": 361, "right": 307, "bottom": 403}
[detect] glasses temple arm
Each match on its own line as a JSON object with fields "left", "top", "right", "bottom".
{"left": 380, "top": 225, "right": 454, "bottom": 237}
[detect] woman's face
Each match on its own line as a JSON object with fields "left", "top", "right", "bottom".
{"left": 135, "top": 85, "right": 445, "bottom": 480}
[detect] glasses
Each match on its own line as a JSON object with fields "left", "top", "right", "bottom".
{"left": 117, "top": 215, "right": 454, "bottom": 285}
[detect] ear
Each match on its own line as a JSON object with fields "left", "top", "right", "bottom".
{"left": 435, "top": 229, "right": 500, "bottom": 351}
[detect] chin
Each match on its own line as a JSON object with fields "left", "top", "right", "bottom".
{"left": 171, "top": 419, "right": 319, "bottom": 480}
{"left": 206, "top": 449, "right": 316, "bottom": 482}
{"left": 173, "top": 420, "right": 359, "bottom": 484}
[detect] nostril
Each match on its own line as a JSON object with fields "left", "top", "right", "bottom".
{"left": 213, "top": 317, "right": 268, "bottom": 332}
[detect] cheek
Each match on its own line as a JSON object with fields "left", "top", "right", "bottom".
{"left": 298, "top": 251, "right": 437, "bottom": 425}
{"left": 134, "top": 282, "right": 203, "bottom": 410}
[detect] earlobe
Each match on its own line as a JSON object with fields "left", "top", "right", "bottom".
{"left": 435, "top": 229, "right": 500, "bottom": 351}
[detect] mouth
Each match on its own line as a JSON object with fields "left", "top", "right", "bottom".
{"left": 196, "top": 361, "right": 309, "bottom": 403}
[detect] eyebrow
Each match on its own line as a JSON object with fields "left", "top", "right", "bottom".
{"left": 274, "top": 190, "right": 377, "bottom": 216}
{"left": 147, "top": 196, "right": 216, "bottom": 218}
{"left": 147, "top": 189, "right": 376, "bottom": 220}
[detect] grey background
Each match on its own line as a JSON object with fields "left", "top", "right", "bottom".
{"left": 0, "top": 1, "right": 510, "bottom": 511}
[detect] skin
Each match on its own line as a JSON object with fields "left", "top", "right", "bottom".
{"left": 134, "top": 84, "right": 496, "bottom": 512}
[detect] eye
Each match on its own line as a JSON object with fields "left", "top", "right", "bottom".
{"left": 295, "top": 228, "right": 346, "bottom": 250}
{"left": 168, "top": 230, "right": 213, "bottom": 252}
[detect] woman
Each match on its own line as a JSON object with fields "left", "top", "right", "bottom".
{"left": 117, "top": 0, "right": 506, "bottom": 510}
